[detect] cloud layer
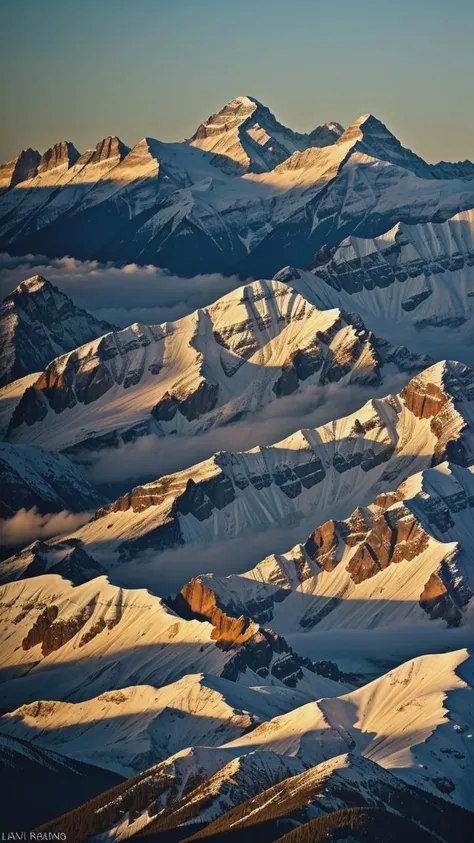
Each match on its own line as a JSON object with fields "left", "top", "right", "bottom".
{"left": 0, "top": 253, "right": 246, "bottom": 326}
{"left": 82, "top": 376, "right": 410, "bottom": 492}
{"left": 0, "top": 507, "right": 92, "bottom": 551}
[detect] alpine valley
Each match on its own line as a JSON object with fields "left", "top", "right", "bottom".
{"left": 0, "top": 95, "right": 473, "bottom": 842}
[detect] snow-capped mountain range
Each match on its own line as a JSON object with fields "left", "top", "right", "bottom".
{"left": 3, "top": 277, "right": 431, "bottom": 457}
{"left": 277, "top": 208, "right": 474, "bottom": 362}
{"left": 0, "top": 98, "right": 473, "bottom": 277}
{"left": 1, "top": 97, "right": 474, "bottom": 841}
{"left": 174, "top": 461, "right": 474, "bottom": 634}
{"left": 33, "top": 651, "right": 474, "bottom": 841}
{"left": 22, "top": 360, "right": 473, "bottom": 583}
{"left": 0, "top": 441, "right": 101, "bottom": 518}
{"left": 0, "top": 573, "right": 346, "bottom": 714}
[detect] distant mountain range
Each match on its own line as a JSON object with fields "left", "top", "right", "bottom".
{"left": 1, "top": 97, "right": 473, "bottom": 277}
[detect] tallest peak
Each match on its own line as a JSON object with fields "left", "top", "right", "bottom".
{"left": 190, "top": 96, "right": 341, "bottom": 174}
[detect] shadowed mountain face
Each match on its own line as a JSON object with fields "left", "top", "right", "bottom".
{"left": 0, "top": 733, "right": 123, "bottom": 832}
{"left": 0, "top": 274, "right": 115, "bottom": 387}
{"left": 0, "top": 100, "right": 472, "bottom": 276}
{"left": 0, "top": 441, "right": 102, "bottom": 518}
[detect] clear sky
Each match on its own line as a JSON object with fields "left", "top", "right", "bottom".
{"left": 1, "top": 0, "right": 473, "bottom": 164}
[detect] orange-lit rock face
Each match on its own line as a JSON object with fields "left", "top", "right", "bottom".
{"left": 347, "top": 511, "right": 429, "bottom": 584}
{"left": 401, "top": 379, "right": 449, "bottom": 419}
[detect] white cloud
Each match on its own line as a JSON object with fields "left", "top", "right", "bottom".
{"left": 0, "top": 253, "right": 247, "bottom": 326}
{"left": 0, "top": 507, "right": 92, "bottom": 550}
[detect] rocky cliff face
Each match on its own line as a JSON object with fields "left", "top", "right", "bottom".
{"left": 0, "top": 148, "right": 41, "bottom": 193}
{"left": 20, "top": 362, "right": 471, "bottom": 581}
{"left": 169, "top": 579, "right": 318, "bottom": 689}
{"left": 295, "top": 209, "right": 474, "bottom": 337}
{"left": 0, "top": 275, "right": 116, "bottom": 387}
{"left": 37, "top": 141, "right": 80, "bottom": 173}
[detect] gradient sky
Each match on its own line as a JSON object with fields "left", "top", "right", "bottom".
{"left": 1, "top": 0, "right": 473, "bottom": 164}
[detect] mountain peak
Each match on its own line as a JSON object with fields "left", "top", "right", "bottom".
{"left": 335, "top": 113, "right": 437, "bottom": 178}
{"left": 37, "top": 140, "right": 80, "bottom": 174}
{"left": 0, "top": 147, "right": 41, "bottom": 192}
{"left": 337, "top": 113, "right": 395, "bottom": 145}
{"left": 190, "top": 96, "right": 341, "bottom": 173}
{"left": 91, "top": 135, "right": 130, "bottom": 163}
{"left": 16, "top": 274, "right": 50, "bottom": 294}
{"left": 0, "top": 275, "right": 116, "bottom": 387}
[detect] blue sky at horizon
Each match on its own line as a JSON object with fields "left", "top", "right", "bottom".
{"left": 1, "top": 0, "right": 473, "bottom": 164}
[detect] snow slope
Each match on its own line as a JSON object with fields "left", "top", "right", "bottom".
{"left": 221, "top": 649, "right": 474, "bottom": 809}
{"left": 0, "top": 673, "right": 313, "bottom": 777}
{"left": 190, "top": 95, "right": 342, "bottom": 174}
{"left": 177, "top": 461, "right": 474, "bottom": 635}
{"left": 5, "top": 279, "right": 431, "bottom": 455}
{"left": 180, "top": 753, "right": 464, "bottom": 842}
{"left": 278, "top": 208, "right": 474, "bottom": 363}
{"left": 39, "top": 361, "right": 474, "bottom": 580}
{"left": 0, "top": 574, "right": 346, "bottom": 712}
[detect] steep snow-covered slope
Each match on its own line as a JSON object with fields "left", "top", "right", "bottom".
{"left": 277, "top": 208, "right": 474, "bottom": 362}
{"left": 0, "top": 673, "right": 312, "bottom": 776}
{"left": 0, "top": 574, "right": 346, "bottom": 712}
{"left": 0, "top": 104, "right": 472, "bottom": 277}
{"left": 0, "top": 442, "right": 102, "bottom": 517}
{"left": 5, "top": 279, "right": 431, "bottom": 455}
{"left": 238, "top": 115, "right": 474, "bottom": 277}
{"left": 0, "top": 137, "right": 130, "bottom": 244}
{"left": 134, "top": 751, "right": 306, "bottom": 838}
{"left": 190, "top": 95, "right": 343, "bottom": 173}
{"left": 41, "top": 361, "right": 474, "bottom": 583}
{"left": 175, "top": 461, "right": 474, "bottom": 635}
{"left": 0, "top": 733, "right": 123, "bottom": 832}
{"left": 35, "top": 748, "right": 302, "bottom": 842}
{"left": 181, "top": 753, "right": 464, "bottom": 843}
{"left": 0, "top": 275, "right": 115, "bottom": 386}
{"left": 220, "top": 649, "right": 474, "bottom": 810}
{"left": 39, "top": 654, "right": 474, "bottom": 837}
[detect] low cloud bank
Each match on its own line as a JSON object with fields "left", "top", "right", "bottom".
{"left": 83, "top": 376, "right": 410, "bottom": 490}
{"left": 0, "top": 507, "right": 92, "bottom": 551}
{"left": 0, "top": 253, "right": 246, "bottom": 326}
{"left": 111, "top": 513, "right": 328, "bottom": 597}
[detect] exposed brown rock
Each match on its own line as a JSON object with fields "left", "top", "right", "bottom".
{"left": 420, "top": 572, "right": 462, "bottom": 626}
{"left": 22, "top": 606, "right": 59, "bottom": 651}
{"left": 346, "top": 512, "right": 429, "bottom": 584}
{"left": 173, "top": 578, "right": 314, "bottom": 685}
{"left": 304, "top": 520, "right": 340, "bottom": 572}
{"left": 401, "top": 379, "right": 449, "bottom": 419}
